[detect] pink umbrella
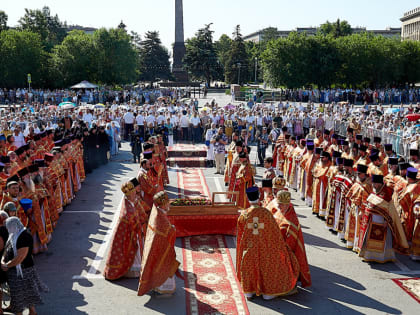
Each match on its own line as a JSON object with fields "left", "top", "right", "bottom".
{"left": 224, "top": 104, "right": 236, "bottom": 110}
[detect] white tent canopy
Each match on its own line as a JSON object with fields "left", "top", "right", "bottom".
{"left": 71, "top": 80, "right": 98, "bottom": 89}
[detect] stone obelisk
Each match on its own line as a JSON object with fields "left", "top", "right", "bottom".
{"left": 173, "top": 0, "right": 188, "bottom": 82}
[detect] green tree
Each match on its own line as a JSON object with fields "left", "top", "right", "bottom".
{"left": 0, "top": 11, "right": 8, "bottom": 32}
{"left": 225, "top": 25, "right": 249, "bottom": 85}
{"left": 307, "top": 35, "right": 341, "bottom": 88}
{"left": 51, "top": 30, "right": 97, "bottom": 86}
{"left": 398, "top": 40, "right": 420, "bottom": 86}
{"left": 183, "top": 24, "right": 219, "bottom": 85}
{"left": 319, "top": 19, "right": 352, "bottom": 38}
{"left": 0, "top": 30, "right": 45, "bottom": 88}
{"left": 93, "top": 28, "right": 138, "bottom": 85}
{"left": 18, "top": 6, "right": 67, "bottom": 51}
{"left": 261, "top": 27, "right": 279, "bottom": 44}
{"left": 262, "top": 32, "right": 312, "bottom": 88}
{"left": 214, "top": 34, "right": 232, "bottom": 80}
{"left": 138, "top": 31, "right": 171, "bottom": 84}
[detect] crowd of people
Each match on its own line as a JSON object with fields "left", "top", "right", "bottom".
{"left": 246, "top": 87, "right": 420, "bottom": 105}
{"left": 1, "top": 88, "right": 420, "bottom": 304}
{"left": 0, "top": 103, "right": 123, "bottom": 313}
{"left": 0, "top": 86, "right": 198, "bottom": 107}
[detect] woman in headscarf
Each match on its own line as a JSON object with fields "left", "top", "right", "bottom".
{"left": 1, "top": 217, "right": 48, "bottom": 315}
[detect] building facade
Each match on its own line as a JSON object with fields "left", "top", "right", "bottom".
{"left": 244, "top": 26, "right": 401, "bottom": 43}
{"left": 401, "top": 7, "right": 420, "bottom": 41}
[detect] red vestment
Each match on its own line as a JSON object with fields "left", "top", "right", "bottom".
{"left": 137, "top": 205, "right": 180, "bottom": 296}
{"left": 358, "top": 185, "right": 409, "bottom": 261}
{"left": 104, "top": 196, "right": 148, "bottom": 280}
{"left": 273, "top": 204, "right": 311, "bottom": 287}
{"left": 236, "top": 205, "right": 299, "bottom": 297}
{"left": 234, "top": 163, "right": 254, "bottom": 209}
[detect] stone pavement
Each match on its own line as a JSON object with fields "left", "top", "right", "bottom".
{"left": 23, "top": 141, "right": 420, "bottom": 315}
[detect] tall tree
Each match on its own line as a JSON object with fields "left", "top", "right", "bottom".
{"left": 138, "top": 31, "right": 171, "bottom": 84}
{"left": 399, "top": 40, "right": 420, "bottom": 86}
{"left": 319, "top": 19, "right": 352, "bottom": 38}
{"left": 261, "top": 27, "right": 279, "bottom": 44}
{"left": 225, "top": 25, "right": 249, "bottom": 85}
{"left": 93, "top": 28, "right": 138, "bottom": 85}
{"left": 214, "top": 34, "right": 232, "bottom": 80}
{"left": 262, "top": 32, "right": 312, "bottom": 88}
{"left": 18, "top": 6, "right": 67, "bottom": 51}
{"left": 0, "top": 30, "right": 45, "bottom": 88}
{"left": 0, "top": 11, "right": 8, "bottom": 32}
{"left": 183, "top": 23, "right": 219, "bottom": 85}
{"left": 51, "top": 30, "right": 97, "bottom": 86}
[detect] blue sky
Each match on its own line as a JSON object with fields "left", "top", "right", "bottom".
{"left": 2, "top": 0, "right": 418, "bottom": 50}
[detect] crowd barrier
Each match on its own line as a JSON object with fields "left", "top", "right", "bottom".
{"left": 333, "top": 121, "right": 412, "bottom": 159}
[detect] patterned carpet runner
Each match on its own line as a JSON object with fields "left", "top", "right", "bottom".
{"left": 392, "top": 278, "right": 420, "bottom": 304}
{"left": 177, "top": 168, "right": 211, "bottom": 199}
{"left": 182, "top": 235, "right": 249, "bottom": 315}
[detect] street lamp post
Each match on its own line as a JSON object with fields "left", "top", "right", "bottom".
{"left": 237, "top": 62, "right": 241, "bottom": 85}
{"left": 254, "top": 57, "right": 258, "bottom": 84}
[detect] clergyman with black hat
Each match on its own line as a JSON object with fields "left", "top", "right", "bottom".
{"left": 104, "top": 177, "right": 148, "bottom": 280}
{"left": 394, "top": 167, "right": 420, "bottom": 261}
{"left": 358, "top": 174, "right": 409, "bottom": 263}
{"left": 233, "top": 152, "right": 255, "bottom": 209}
{"left": 236, "top": 186, "right": 299, "bottom": 300}
{"left": 312, "top": 150, "right": 331, "bottom": 216}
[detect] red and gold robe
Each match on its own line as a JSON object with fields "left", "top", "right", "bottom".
{"left": 367, "top": 162, "right": 388, "bottom": 176}
{"left": 138, "top": 169, "right": 156, "bottom": 212}
{"left": 395, "top": 182, "right": 420, "bottom": 243}
{"left": 345, "top": 178, "right": 372, "bottom": 252}
{"left": 273, "top": 203, "right": 311, "bottom": 287}
{"left": 304, "top": 154, "right": 317, "bottom": 201}
{"left": 228, "top": 153, "right": 241, "bottom": 200}
{"left": 312, "top": 162, "right": 331, "bottom": 215}
{"left": 234, "top": 163, "right": 254, "bottom": 209}
{"left": 104, "top": 196, "right": 148, "bottom": 280}
{"left": 137, "top": 205, "right": 180, "bottom": 296}
{"left": 0, "top": 192, "right": 28, "bottom": 227}
{"left": 236, "top": 205, "right": 299, "bottom": 297}
{"left": 358, "top": 185, "right": 409, "bottom": 262}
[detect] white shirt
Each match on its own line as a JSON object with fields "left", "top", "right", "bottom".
{"left": 83, "top": 113, "right": 93, "bottom": 124}
{"left": 180, "top": 116, "right": 190, "bottom": 128}
{"left": 136, "top": 114, "right": 144, "bottom": 125}
{"left": 123, "top": 112, "right": 135, "bottom": 124}
{"left": 145, "top": 115, "right": 156, "bottom": 125}
{"left": 190, "top": 116, "right": 201, "bottom": 127}
{"left": 13, "top": 132, "right": 26, "bottom": 148}
{"left": 157, "top": 115, "right": 166, "bottom": 125}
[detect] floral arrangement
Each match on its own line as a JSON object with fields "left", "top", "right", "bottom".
{"left": 170, "top": 198, "right": 211, "bottom": 206}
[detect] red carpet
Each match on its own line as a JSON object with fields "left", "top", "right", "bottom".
{"left": 392, "top": 278, "right": 420, "bottom": 304}
{"left": 182, "top": 235, "right": 249, "bottom": 315}
{"left": 177, "top": 168, "right": 210, "bottom": 199}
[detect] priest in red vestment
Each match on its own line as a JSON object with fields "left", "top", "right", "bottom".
{"left": 104, "top": 178, "right": 148, "bottom": 280}
{"left": 236, "top": 187, "right": 299, "bottom": 300}
{"left": 233, "top": 152, "right": 255, "bottom": 209}
{"left": 272, "top": 190, "right": 311, "bottom": 288}
{"left": 138, "top": 192, "right": 180, "bottom": 296}
{"left": 312, "top": 151, "right": 331, "bottom": 215}
{"left": 395, "top": 167, "right": 420, "bottom": 260}
{"left": 358, "top": 174, "right": 409, "bottom": 263}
